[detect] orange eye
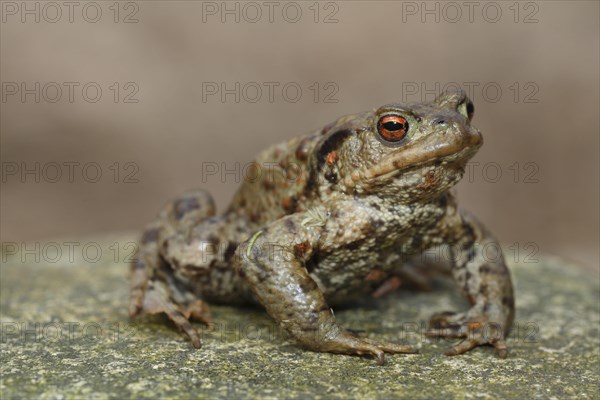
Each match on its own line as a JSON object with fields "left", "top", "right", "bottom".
{"left": 377, "top": 115, "right": 409, "bottom": 142}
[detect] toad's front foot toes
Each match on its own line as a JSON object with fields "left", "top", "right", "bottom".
{"left": 426, "top": 311, "right": 509, "bottom": 358}
{"left": 442, "top": 336, "right": 508, "bottom": 359}
{"left": 321, "top": 331, "right": 418, "bottom": 365}
{"left": 359, "top": 337, "right": 420, "bottom": 356}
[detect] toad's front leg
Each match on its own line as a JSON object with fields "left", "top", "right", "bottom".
{"left": 426, "top": 209, "right": 515, "bottom": 358}
{"left": 234, "top": 211, "right": 417, "bottom": 364}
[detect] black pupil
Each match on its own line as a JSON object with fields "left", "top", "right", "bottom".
{"left": 466, "top": 102, "right": 474, "bottom": 116}
{"left": 383, "top": 121, "right": 404, "bottom": 131}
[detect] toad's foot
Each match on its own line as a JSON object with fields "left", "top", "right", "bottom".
{"left": 129, "top": 189, "right": 218, "bottom": 349}
{"left": 425, "top": 310, "right": 509, "bottom": 358}
{"left": 139, "top": 280, "right": 212, "bottom": 349}
{"left": 316, "top": 330, "right": 419, "bottom": 365}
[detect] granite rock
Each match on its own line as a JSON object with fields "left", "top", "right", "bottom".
{"left": 1, "top": 234, "right": 598, "bottom": 399}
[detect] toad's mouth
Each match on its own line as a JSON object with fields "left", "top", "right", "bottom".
{"left": 344, "top": 131, "right": 482, "bottom": 190}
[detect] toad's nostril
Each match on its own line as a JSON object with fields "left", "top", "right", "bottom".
{"left": 436, "top": 119, "right": 446, "bottom": 125}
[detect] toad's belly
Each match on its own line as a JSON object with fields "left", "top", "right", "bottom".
{"left": 306, "top": 248, "right": 400, "bottom": 305}
{"left": 306, "top": 233, "right": 440, "bottom": 305}
{"left": 190, "top": 228, "right": 435, "bottom": 307}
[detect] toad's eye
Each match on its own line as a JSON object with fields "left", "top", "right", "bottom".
{"left": 377, "top": 115, "right": 409, "bottom": 142}
{"left": 466, "top": 101, "right": 474, "bottom": 120}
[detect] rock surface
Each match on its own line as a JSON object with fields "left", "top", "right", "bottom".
{"left": 1, "top": 234, "right": 598, "bottom": 399}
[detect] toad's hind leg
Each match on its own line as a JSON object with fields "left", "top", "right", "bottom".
{"left": 129, "top": 189, "right": 216, "bottom": 348}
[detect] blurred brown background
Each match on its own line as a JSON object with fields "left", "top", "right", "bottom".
{"left": 1, "top": 1, "right": 598, "bottom": 271}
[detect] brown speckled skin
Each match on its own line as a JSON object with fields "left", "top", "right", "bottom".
{"left": 129, "top": 90, "right": 515, "bottom": 364}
